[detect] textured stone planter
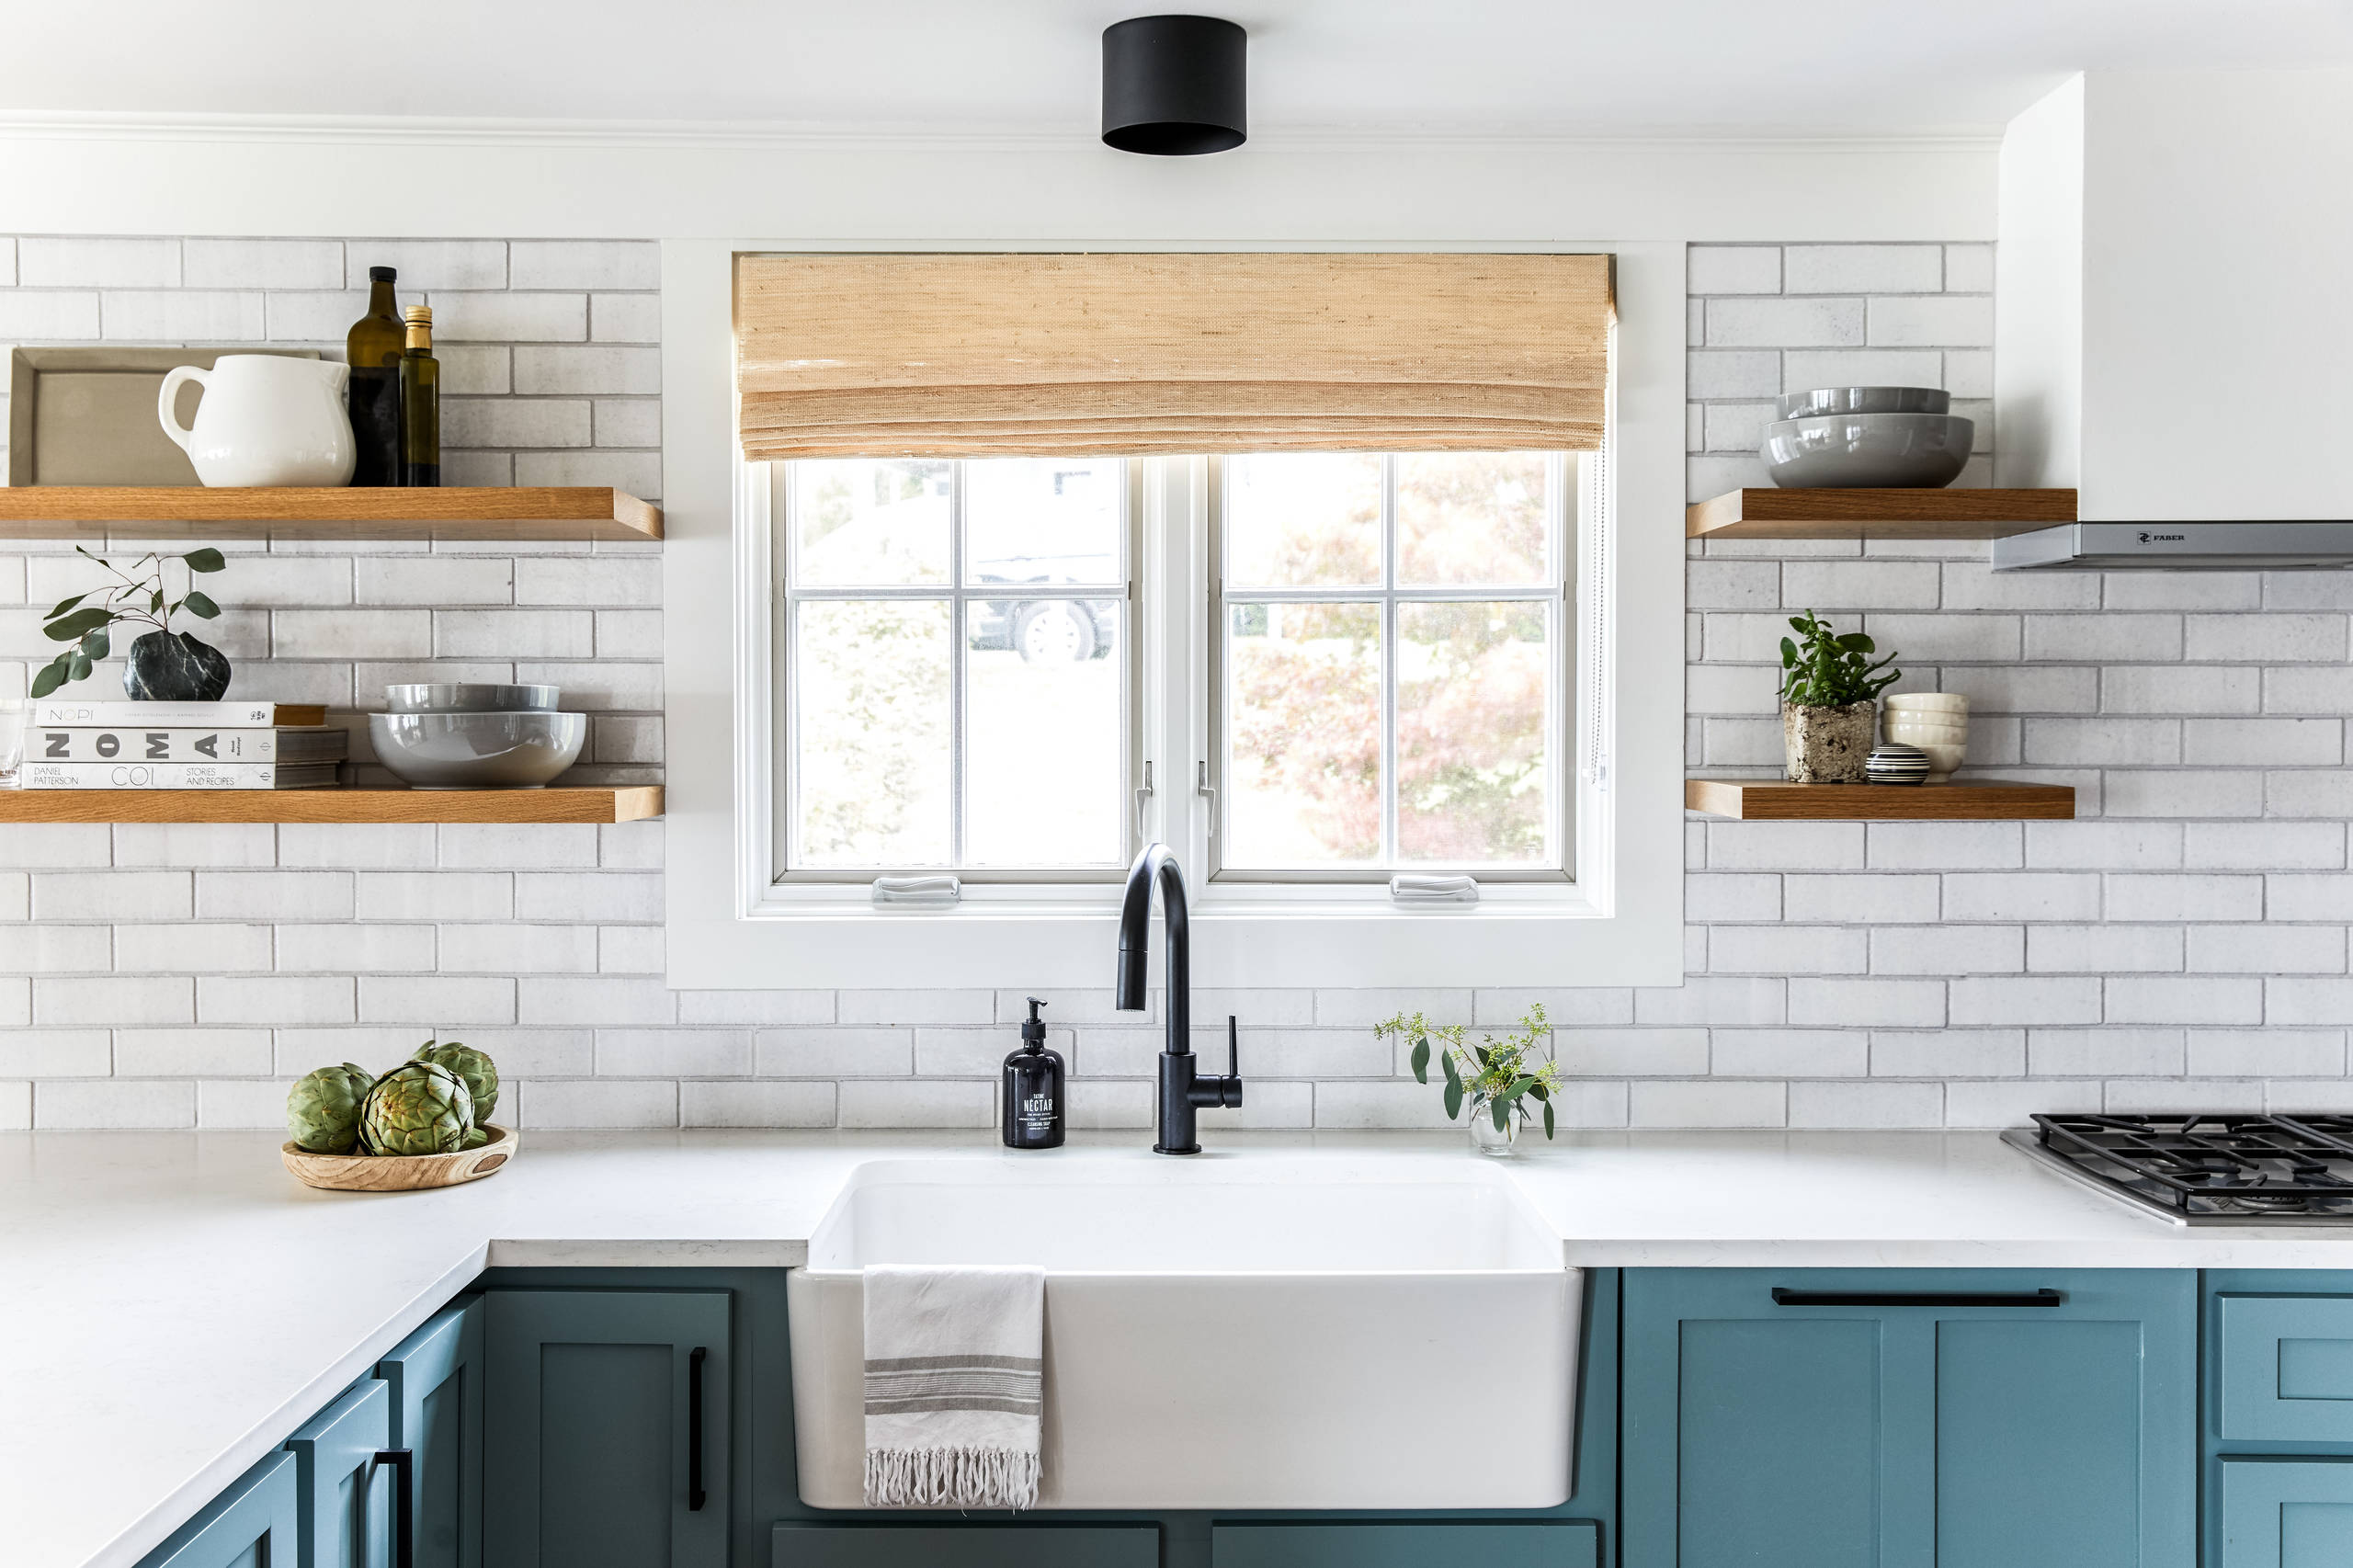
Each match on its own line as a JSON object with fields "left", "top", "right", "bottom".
{"left": 1782, "top": 699, "right": 1876, "bottom": 783}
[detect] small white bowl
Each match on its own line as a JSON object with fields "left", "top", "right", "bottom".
{"left": 1908, "top": 743, "right": 1967, "bottom": 782}
{"left": 1885, "top": 693, "right": 1970, "bottom": 717}
{"left": 1888, "top": 718, "right": 1970, "bottom": 740}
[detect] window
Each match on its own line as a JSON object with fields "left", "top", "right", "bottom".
{"left": 671, "top": 237, "right": 1686, "bottom": 992}
{"left": 1214, "top": 452, "right": 1571, "bottom": 879}
{"left": 774, "top": 457, "right": 1132, "bottom": 878}
{"left": 771, "top": 449, "right": 1574, "bottom": 889}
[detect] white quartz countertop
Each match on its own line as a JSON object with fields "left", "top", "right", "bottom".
{"left": 15, "top": 1125, "right": 2353, "bottom": 1568}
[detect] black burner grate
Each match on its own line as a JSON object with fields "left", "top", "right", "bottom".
{"left": 2031, "top": 1113, "right": 2353, "bottom": 1219}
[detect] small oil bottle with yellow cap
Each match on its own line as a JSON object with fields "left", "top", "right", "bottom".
{"left": 397, "top": 305, "right": 440, "bottom": 487}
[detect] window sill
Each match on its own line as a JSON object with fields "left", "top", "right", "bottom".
{"left": 710, "top": 882, "right": 1670, "bottom": 990}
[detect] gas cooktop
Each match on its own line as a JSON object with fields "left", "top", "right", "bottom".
{"left": 2005, "top": 1113, "right": 2353, "bottom": 1226}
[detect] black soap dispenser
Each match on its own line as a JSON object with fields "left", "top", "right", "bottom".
{"left": 1001, "top": 996, "right": 1066, "bottom": 1149}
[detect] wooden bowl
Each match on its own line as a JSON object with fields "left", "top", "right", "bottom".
{"left": 281, "top": 1125, "right": 517, "bottom": 1192}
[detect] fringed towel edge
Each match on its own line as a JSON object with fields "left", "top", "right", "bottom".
{"left": 864, "top": 1444, "right": 1042, "bottom": 1511}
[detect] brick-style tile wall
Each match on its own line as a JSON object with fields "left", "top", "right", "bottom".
{"left": 1, "top": 236, "right": 2344, "bottom": 1135}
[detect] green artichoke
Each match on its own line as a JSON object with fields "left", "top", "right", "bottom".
{"left": 411, "top": 1040, "right": 499, "bottom": 1126}
{"left": 287, "top": 1062, "right": 377, "bottom": 1153}
{"left": 360, "top": 1062, "right": 475, "bottom": 1156}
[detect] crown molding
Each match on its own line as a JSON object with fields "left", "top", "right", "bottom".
{"left": 0, "top": 109, "right": 2002, "bottom": 156}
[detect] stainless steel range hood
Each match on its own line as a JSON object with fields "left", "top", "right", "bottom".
{"left": 1992, "top": 521, "right": 2353, "bottom": 572}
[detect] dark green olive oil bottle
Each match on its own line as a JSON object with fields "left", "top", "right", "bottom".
{"left": 398, "top": 305, "right": 440, "bottom": 488}
{"left": 345, "top": 266, "right": 404, "bottom": 485}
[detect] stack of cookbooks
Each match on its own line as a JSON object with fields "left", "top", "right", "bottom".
{"left": 21, "top": 700, "right": 347, "bottom": 790}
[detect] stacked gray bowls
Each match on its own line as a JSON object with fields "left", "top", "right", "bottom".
{"left": 369, "top": 684, "right": 588, "bottom": 789}
{"left": 1762, "top": 386, "right": 1974, "bottom": 488}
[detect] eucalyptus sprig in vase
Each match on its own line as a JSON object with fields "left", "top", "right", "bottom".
{"left": 33, "top": 545, "right": 232, "bottom": 702}
{"left": 1777, "top": 609, "right": 1900, "bottom": 783}
{"left": 1374, "top": 1004, "right": 1563, "bottom": 1156}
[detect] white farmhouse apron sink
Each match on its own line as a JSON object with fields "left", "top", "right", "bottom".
{"left": 787, "top": 1152, "right": 1580, "bottom": 1510}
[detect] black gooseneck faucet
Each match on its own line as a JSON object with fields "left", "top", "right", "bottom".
{"left": 1116, "top": 842, "right": 1242, "bottom": 1154}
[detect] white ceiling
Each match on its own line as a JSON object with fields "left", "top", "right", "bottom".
{"left": 7, "top": 0, "right": 2349, "bottom": 135}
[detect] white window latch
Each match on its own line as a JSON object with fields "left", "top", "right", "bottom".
{"left": 871, "top": 875, "right": 961, "bottom": 905}
{"left": 1197, "top": 760, "right": 1216, "bottom": 835}
{"left": 1133, "top": 760, "right": 1154, "bottom": 839}
{"left": 1390, "top": 873, "right": 1479, "bottom": 905}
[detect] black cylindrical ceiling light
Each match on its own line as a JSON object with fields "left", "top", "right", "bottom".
{"left": 1101, "top": 15, "right": 1246, "bottom": 155}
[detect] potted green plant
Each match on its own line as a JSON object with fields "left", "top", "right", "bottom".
{"left": 34, "top": 545, "right": 231, "bottom": 701}
{"left": 1374, "top": 1004, "right": 1562, "bottom": 1155}
{"left": 1777, "top": 609, "right": 1899, "bottom": 784}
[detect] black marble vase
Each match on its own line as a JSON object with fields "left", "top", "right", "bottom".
{"left": 123, "top": 631, "right": 232, "bottom": 702}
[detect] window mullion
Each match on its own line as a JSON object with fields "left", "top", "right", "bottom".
{"left": 1379, "top": 452, "right": 1399, "bottom": 866}
{"left": 949, "top": 461, "right": 966, "bottom": 869}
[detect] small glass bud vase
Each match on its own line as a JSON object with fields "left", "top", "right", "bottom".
{"left": 1467, "top": 1097, "right": 1519, "bottom": 1157}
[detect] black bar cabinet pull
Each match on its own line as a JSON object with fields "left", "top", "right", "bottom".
{"left": 1771, "top": 1288, "right": 2064, "bottom": 1309}
{"left": 374, "top": 1449, "right": 415, "bottom": 1568}
{"left": 688, "top": 1346, "right": 709, "bottom": 1511}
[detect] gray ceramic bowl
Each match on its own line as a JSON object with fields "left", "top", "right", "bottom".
{"left": 369, "top": 711, "right": 586, "bottom": 789}
{"left": 383, "top": 683, "right": 562, "bottom": 714}
{"left": 1762, "top": 413, "right": 1975, "bottom": 489}
{"left": 1778, "top": 386, "right": 1951, "bottom": 421}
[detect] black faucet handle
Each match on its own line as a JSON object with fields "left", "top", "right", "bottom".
{"left": 1227, "top": 1015, "right": 1240, "bottom": 1081}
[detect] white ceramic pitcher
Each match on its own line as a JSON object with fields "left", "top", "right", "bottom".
{"left": 157, "top": 355, "right": 357, "bottom": 487}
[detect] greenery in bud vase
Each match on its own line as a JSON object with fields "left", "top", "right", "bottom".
{"left": 1375, "top": 1004, "right": 1563, "bottom": 1143}
{"left": 33, "top": 545, "right": 230, "bottom": 701}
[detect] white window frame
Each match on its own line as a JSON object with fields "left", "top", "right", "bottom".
{"left": 662, "top": 239, "right": 1687, "bottom": 991}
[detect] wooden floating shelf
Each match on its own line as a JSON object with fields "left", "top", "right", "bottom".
{"left": 0, "top": 486, "right": 661, "bottom": 542}
{"left": 1688, "top": 488, "right": 2076, "bottom": 541}
{"left": 1687, "top": 779, "right": 2075, "bottom": 822}
{"left": 0, "top": 786, "right": 663, "bottom": 824}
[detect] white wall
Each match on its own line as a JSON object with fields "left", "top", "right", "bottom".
{"left": 0, "top": 123, "right": 1995, "bottom": 244}
{"left": 1993, "top": 74, "right": 2083, "bottom": 490}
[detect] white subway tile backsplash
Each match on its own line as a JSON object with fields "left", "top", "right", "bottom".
{"left": 1865, "top": 294, "right": 1994, "bottom": 347}
{"left": 0, "top": 234, "right": 2342, "bottom": 1133}
{"left": 1783, "top": 244, "right": 1942, "bottom": 295}
{"left": 507, "top": 240, "right": 659, "bottom": 290}
{"left": 1789, "top": 1080, "right": 1943, "bottom": 1129}
{"left": 35, "top": 1079, "right": 194, "bottom": 1130}
{"left": 101, "top": 290, "right": 265, "bottom": 340}
{"left": 1629, "top": 1079, "right": 1787, "bottom": 1129}
{"left": 0, "top": 1028, "right": 111, "bottom": 1076}
{"left": 347, "top": 241, "right": 506, "bottom": 290}
{"left": 20, "top": 236, "right": 179, "bottom": 287}
{"left": 681, "top": 1079, "right": 835, "bottom": 1128}
{"left": 182, "top": 238, "right": 343, "bottom": 290}
{"left": 0, "top": 290, "right": 102, "bottom": 338}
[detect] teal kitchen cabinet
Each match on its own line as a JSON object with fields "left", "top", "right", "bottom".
{"left": 774, "top": 1523, "right": 1161, "bottom": 1566}
{"left": 1622, "top": 1268, "right": 2195, "bottom": 1568}
{"left": 2218, "top": 1459, "right": 2353, "bottom": 1567}
{"left": 379, "top": 1298, "right": 483, "bottom": 1568}
{"left": 2206, "top": 1272, "right": 2353, "bottom": 1567}
{"left": 484, "top": 1289, "right": 731, "bottom": 1568}
{"left": 286, "top": 1377, "right": 398, "bottom": 1568}
{"left": 1212, "top": 1520, "right": 1600, "bottom": 1567}
{"left": 137, "top": 1449, "right": 301, "bottom": 1568}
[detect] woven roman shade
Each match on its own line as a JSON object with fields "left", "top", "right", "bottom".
{"left": 734, "top": 252, "right": 1611, "bottom": 459}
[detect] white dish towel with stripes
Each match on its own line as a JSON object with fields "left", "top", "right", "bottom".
{"left": 861, "top": 1264, "right": 1045, "bottom": 1509}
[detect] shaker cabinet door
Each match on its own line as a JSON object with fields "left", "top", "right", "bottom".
{"left": 2219, "top": 1459, "right": 2353, "bottom": 1568}
{"left": 286, "top": 1377, "right": 397, "bottom": 1568}
{"left": 1623, "top": 1269, "right": 2195, "bottom": 1568}
{"left": 483, "top": 1290, "right": 731, "bottom": 1568}
{"left": 379, "top": 1297, "right": 483, "bottom": 1568}
{"left": 136, "top": 1449, "right": 301, "bottom": 1568}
